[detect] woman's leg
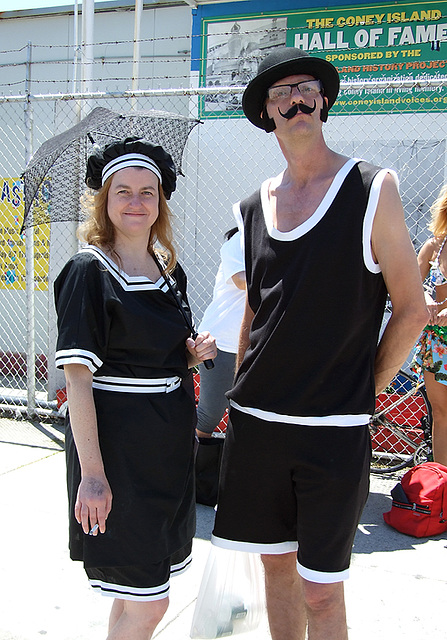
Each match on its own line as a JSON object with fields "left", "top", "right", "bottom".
{"left": 424, "top": 370, "right": 447, "bottom": 466}
{"left": 196, "top": 349, "right": 236, "bottom": 437}
{"left": 107, "top": 597, "right": 169, "bottom": 640}
{"left": 108, "top": 599, "right": 124, "bottom": 633}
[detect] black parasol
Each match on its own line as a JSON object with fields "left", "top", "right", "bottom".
{"left": 21, "top": 106, "right": 200, "bottom": 232}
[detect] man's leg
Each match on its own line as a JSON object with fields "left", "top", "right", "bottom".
{"left": 261, "top": 553, "right": 307, "bottom": 640}
{"left": 302, "top": 579, "right": 348, "bottom": 640}
{"left": 261, "top": 553, "right": 348, "bottom": 640}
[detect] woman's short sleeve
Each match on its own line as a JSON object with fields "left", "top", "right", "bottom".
{"left": 54, "top": 255, "right": 108, "bottom": 373}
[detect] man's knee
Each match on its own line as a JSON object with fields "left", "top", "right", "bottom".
{"left": 301, "top": 580, "right": 345, "bottom": 613}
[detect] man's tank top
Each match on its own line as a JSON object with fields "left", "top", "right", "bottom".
{"left": 227, "top": 159, "right": 388, "bottom": 424}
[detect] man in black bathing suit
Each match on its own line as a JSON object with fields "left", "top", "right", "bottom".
{"left": 212, "top": 48, "right": 428, "bottom": 640}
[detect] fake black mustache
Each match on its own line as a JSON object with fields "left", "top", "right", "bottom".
{"left": 278, "top": 101, "right": 316, "bottom": 119}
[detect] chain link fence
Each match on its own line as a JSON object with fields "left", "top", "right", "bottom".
{"left": 0, "top": 53, "right": 445, "bottom": 417}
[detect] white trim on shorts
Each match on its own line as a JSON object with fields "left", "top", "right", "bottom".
{"left": 89, "top": 578, "right": 170, "bottom": 601}
{"left": 171, "top": 553, "right": 193, "bottom": 576}
{"left": 212, "top": 535, "right": 350, "bottom": 583}
{"left": 88, "top": 553, "right": 192, "bottom": 601}
{"left": 297, "top": 559, "right": 350, "bottom": 584}
{"left": 211, "top": 534, "right": 297, "bottom": 554}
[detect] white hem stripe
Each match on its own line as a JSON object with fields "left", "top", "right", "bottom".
{"left": 211, "top": 537, "right": 350, "bottom": 583}
{"left": 170, "top": 553, "right": 193, "bottom": 575}
{"left": 89, "top": 579, "right": 170, "bottom": 601}
{"left": 55, "top": 348, "right": 103, "bottom": 374}
{"left": 88, "top": 554, "right": 192, "bottom": 601}
{"left": 297, "top": 559, "right": 350, "bottom": 583}
{"left": 211, "top": 534, "right": 298, "bottom": 554}
{"left": 229, "top": 400, "right": 370, "bottom": 427}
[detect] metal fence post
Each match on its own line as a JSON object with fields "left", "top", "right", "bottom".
{"left": 24, "top": 41, "right": 36, "bottom": 419}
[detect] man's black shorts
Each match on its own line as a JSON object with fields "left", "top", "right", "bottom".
{"left": 212, "top": 408, "right": 371, "bottom": 583}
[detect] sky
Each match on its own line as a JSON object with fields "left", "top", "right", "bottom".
{"left": 0, "top": 0, "right": 111, "bottom": 11}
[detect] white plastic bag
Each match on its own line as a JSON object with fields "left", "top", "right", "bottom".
{"left": 190, "top": 546, "right": 265, "bottom": 639}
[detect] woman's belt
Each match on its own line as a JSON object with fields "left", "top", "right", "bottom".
{"left": 92, "top": 375, "right": 181, "bottom": 393}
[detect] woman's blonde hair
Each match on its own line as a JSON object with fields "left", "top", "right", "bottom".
{"left": 429, "top": 183, "right": 447, "bottom": 238}
{"left": 78, "top": 174, "right": 177, "bottom": 273}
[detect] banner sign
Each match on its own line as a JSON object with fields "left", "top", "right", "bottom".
{"left": 199, "top": 1, "right": 447, "bottom": 118}
{"left": 0, "top": 178, "right": 50, "bottom": 291}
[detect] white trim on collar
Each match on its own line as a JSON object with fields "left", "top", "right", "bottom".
{"left": 261, "top": 158, "right": 361, "bottom": 242}
{"left": 79, "top": 245, "right": 168, "bottom": 292}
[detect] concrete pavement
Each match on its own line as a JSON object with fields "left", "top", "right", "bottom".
{"left": 0, "top": 415, "right": 446, "bottom": 640}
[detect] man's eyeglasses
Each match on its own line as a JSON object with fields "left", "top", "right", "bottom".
{"left": 267, "top": 80, "right": 323, "bottom": 102}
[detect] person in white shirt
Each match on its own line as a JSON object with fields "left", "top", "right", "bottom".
{"left": 196, "top": 227, "right": 246, "bottom": 439}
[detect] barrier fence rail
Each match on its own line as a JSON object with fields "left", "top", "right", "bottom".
{"left": 0, "top": 78, "right": 446, "bottom": 417}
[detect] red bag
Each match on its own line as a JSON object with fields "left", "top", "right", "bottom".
{"left": 383, "top": 462, "right": 447, "bottom": 537}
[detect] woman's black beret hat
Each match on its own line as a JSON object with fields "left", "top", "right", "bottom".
{"left": 85, "top": 137, "right": 177, "bottom": 199}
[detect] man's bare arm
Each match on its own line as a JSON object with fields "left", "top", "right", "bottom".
{"left": 236, "top": 295, "right": 255, "bottom": 371}
{"left": 372, "top": 173, "right": 428, "bottom": 394}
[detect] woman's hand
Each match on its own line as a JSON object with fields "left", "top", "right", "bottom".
{"left": 64, "top": 363, "right": 112, "bottom": 536}
{"left": 186, "top": 331, "right": 217, "bottom": 367}
{"left": 75, "top": 473, "right": 113, "bottom": 536}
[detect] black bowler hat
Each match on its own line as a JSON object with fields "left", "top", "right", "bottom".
{"left": 85, "top": 137, "right": 177, "bottom": 199}
{"left": 242, "top": 47, "right": 340, "bottom": 131}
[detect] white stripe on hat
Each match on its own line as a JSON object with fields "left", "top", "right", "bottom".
{"left": 101, "top": 153, "right": 163, "bottom": 185}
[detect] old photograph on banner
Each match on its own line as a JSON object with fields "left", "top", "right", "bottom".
{"left": 199, "top": 0, "right": 447, "bottom": 119}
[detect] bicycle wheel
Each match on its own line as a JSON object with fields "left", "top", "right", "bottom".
{"left": 369, "top": 370, "right": 432, "bottom": 474}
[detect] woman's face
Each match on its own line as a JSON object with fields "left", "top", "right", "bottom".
{"left": 107, "top": 166, "right": 160, "bottom": 241}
